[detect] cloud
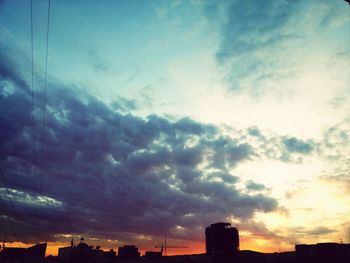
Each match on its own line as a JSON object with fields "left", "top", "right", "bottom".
{"left": 0, "top": 43, "right": 28, "bottom": 89}
{"left": 174, "top": 117, "right": 215, "bottom": 135}
{"left": 328, "top": 173, "right": 350, "bottom": 192}
{"left": 111, "top": 97, "right": 138, "bottom": 112}
{"left": 212, "top": 0, "right": 302, "bottom": 93}
{"left": 0, "top": 47, "right": 279, "bottom": 245}
{"left": 211, "top": 0, "right": 348, "bottom": 96}
{"left": 290, "top": 226, "right": 336, "bottom": 236}
{"left": 217, "top": 0, "right": 298, "bottom": 58}
{"left": 320, "top": 167, "right": 350, "bottom": 194}
{"left": 246, "top": 181, "right": 266, "bottom": 192}
{"left": 282, "top": 137, "right": 315, "bottom": 154}
{"left": 247, "top": 126, "right": 261, "bottom": 137}
{"left": 240, "top": 220, "right": 290, "bottom": 243}
{"left": 206, "top": 137, "right": 253, "bottom": 170}
{"left": 306, "top": 226, "right": 336, "bottom": 236}
{"left": 241, "top": 127, "right": 319, "bottom": 163}
{"left": 321, "top": 120, "right": 350, "bottom": 160}
{"left": 87, "top": 49, "right": 115, "bottom": 74}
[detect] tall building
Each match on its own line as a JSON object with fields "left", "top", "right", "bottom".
{"left": 205, "top": 222, "right": 239, "bottom": 257}
{"left": 118, "top": 245, "right": 140, "bottom": 259}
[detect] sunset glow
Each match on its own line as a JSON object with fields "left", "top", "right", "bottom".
{"left": 0, "top": 0, "right": 349, "bottom": 257}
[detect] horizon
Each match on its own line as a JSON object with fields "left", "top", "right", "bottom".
{"left": 4, "top": 231, "right": 350, "bottom": 258}
{"left": 0, "top": 0, "right": 349, "bottom": 258}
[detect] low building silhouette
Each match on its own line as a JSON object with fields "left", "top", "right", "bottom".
{"left": 0, "top": 243, "right": 47, "bottom": 261}
{"left": 296, "top": 242, "right": 350, "bottom": 263}
{"left": 145, "top": 250, "right": 162, "bottom": 259}
{"left": 58, "top": 241, "right": 103, "bottom": 263}
{"left": 102, "top": 249, "right": 116, "bottom": 261}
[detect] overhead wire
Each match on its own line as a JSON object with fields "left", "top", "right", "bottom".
{"left": 0, "top": 0, "right": 39, "bottom": 248}
{"left": 0, "top": 167, "right": 23, "bottom": 247}
{"left": 40, "top": 0, "right": 51, "bottom": 198}
{"left": 38, "top": 0, "right": 52, "bottom": 244}
{"left": 0, "top": 191, "right": 10, "bottom": 243}
{"left": 30, "top": 0, "right": 36, "bottom": 187}
{"left": 0, "top": 187, "right": 19, "bottom": 247}
{"left": 0, "top": 0, "right": 52, "bottom": 249}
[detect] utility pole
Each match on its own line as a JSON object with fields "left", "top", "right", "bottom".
{"left": 155, "top": 236, "right": 188, "bottom": 256}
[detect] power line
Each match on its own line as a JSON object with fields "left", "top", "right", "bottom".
{"left": 40, "top": 0, "right": 51, "bottom": 198}
{"left": 0, "top": 167, "right": 23, "bottom": 247}
{"left": 0, "top": 194, "right": 9, "bottom": 242}
{"left": 0, "top": 189, "right": 19, "bottom": 247}
{"left": 30, "top": 0, "right": 36, "bottom": 195}
{"left": 0, "top": 0, "right": 52, "bottom": 249}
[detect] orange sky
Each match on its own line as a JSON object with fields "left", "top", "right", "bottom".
{"left": 8, "top": 238, "right": 296, "bottom": 257}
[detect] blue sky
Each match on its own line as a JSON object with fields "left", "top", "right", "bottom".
{"left": 0, "top": 0, "right": 349, "bottom": 255}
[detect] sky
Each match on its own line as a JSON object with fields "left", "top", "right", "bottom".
{"left": 0, "top": 0, "right": 349, "bottom": 256}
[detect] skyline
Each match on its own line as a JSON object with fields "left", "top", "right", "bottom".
{"left": 0, "top": 0, "right": 350, "bottom": 256}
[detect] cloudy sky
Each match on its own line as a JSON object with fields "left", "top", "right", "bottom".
{"left": 0, "top": 0, "right": 349, "bottom": 256}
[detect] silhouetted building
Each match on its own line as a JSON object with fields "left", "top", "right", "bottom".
{"left": 118, "top": 245, "right": 140, "bottom": 259}
{"left": 58, "top": 246, "right": 73, "bottom": 262}
{"left": 145, "top": 250, "right": 162, "bottom": 259}
{"left": 237, "top": 250, "right": 296, "bottom": 263}
{"left": 0, "top": 247, "right": 26, "bottom": 260}
{"left": 102, "top": 249, "right": 116, "bottom": 260}
{"left": 296, "top": 242, "right": 350, "bottom": 263}
{"left": 27, "top": 243, "right": 47, "bottom": 258}
{"left": 206, "top": 222, "right": 239, "bottom": 260}
{"left": 238, "top": 250, "right": 265, "bottom": 263}
{"left": 0, "top": 243, "right": 47, "bottom": 261}
{"left": 58, "top": 242, "right": 103, "bottom": 263}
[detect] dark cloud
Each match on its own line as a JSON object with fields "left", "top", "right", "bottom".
{"left": 282, "top": 137, "right": 315, "bottom": 154}
{"left": 246, "top": 181, "right": 266, "bottom": 191}
{"left": 0, "top": 44, "right": 28, "bottom": 89}
{"left": 174, "top": 117, "right": 215, "bottom": 135}
{"left": 207, "top": 172, "right": 239, "bottom": 184}
{"left": 0, "top": 49, "right": 278, "bottom": 245}
{"left": 207, "top": 137, "right": 253, "bottom": 170}
{"left": 111, "top": 97, "right": 138, "bottom": 112}
{"left": 247, "top": 126, "right": 261, "bottom": 137}
{"left": 243, "top": 127, "right": 318, "bottom": 163}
